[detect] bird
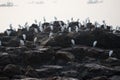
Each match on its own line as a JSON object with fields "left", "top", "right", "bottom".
{"left": 102, "top": 20, "right": 107, "bottom": 29}
{"left": 61, "top": 26, "right": 65, "bottom": 32}
{"left": 43, "top": 17, "right": 46, "bottom": 22}
{"left": 93, "top": 41, "right": 97, "bottom": 47}
{"left": 9, "top": 24, "right": 13, "bottom": 30}
{"left": 18, "top": 24, "right": 22, "bottom": 29}
{"left": 0, "top": 40, "right": 2, "bottom": 46}
{"left": 71, "top": 17, "right": 74, "bottom": 22}
{"left": 34, "top": 19, "right": 37, "bottom": 24}
{"left": 50, "top": 25, "right": 54, "bottom": 31}
{"left": 49, "top": 32, "right": 53, "bottom": 38}
{"left": 78, "top": 22, "right": 81, "bottom": 28}
{"left": 34, "top": 37, "right": 37, "bottom": 44}
{"left": 34, "top": 28, "right": 38, "bottom": 33}
{"left": 109, "top": 50, "right": 113, "bottom": 57}
{"left": 75, "top": 26, "right": 79, "bottom": 32}
{"left": 6, "top": 30, "right": 11, "bottom": 36}
{"left": 68, "top": 27, "right": 71, "bottom": 32}
{"left": 22, "top": 34, "right": 26, "bottom": 41}
{"left": 71, "top": 39, "right": 75, "bottom": 46}
{"left": 54, "top": 16, "right": 57, "bottom": 21}
{"left": 39, "top": 26, "right": 43, "bottom": 32}
{"left": 83, "top": 21, "right": 87, "bottom": 27}
{"left": 59, "top": 21, "right": 62, "bottom": 27}
{"left": 20, "top": 40, "right": 25, "bottom": 46}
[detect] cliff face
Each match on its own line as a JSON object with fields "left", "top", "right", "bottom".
{"left": 0, "top": 20, "right": 120, "bottom": 80}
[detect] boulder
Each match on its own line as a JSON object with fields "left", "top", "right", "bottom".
{"left": 55, "top": 50, "right": 75, "bottom": 64}
{"left": 25, "top": 66, "right": 39, "bottom": 78}
{"left": 3, "top": 64, "right": 23, "bottom": 78}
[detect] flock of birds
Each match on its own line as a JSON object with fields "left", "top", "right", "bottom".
{"left": 0, "top": 17, "right": 118, "bottom": 58}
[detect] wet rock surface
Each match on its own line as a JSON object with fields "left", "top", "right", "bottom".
{"left": 0, "top": 20, "right": 120, "bottom": 80}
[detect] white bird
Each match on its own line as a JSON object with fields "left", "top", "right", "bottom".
{"left": 61, "top": 26, "right": 65, "bottom": 32}
{"left": 34, "top": 37, "right": 37, "bottom": 44}
{"left": 34, "top": 19, "right": 37, "bottom": 24}
{"left": 68, "top": 27, "right": 71, "bottom": 32}
{"left": 0, "top": 40, "right": 2, "bottom": 46}
{"left": 67, "top": 20, "right": 70, "bottom": 24}
{"left": 103, "top": 20, "right": 107, "bottom": 29}
{"left": 9, "top": 24, "right": 13, "bottom": 29}
{"left": 83, "top": 21, "right": 87, "bottom": 27}
{"left": 39, "top": 26, "right": 43, "bottom": 32}
{"left": 59, "top": 21, "right": 62, "bottom": 27}
{"left": 39, "top": 21, "right": 42, "bottom": 27}
{"left": 6, "top": 30, "right": 11, "bottom": 36}
{"left": 49, "top": 32, "right": 53, "bottom": 38}
{"left": 75, "top": 26, "right": 79, "bottom": 32}
{"left": 86, "top": 17, "right": 90, "bottom": 23}
{"left": 93, "top": 41, "right": 97, "bottom": 47}
{"left": 26, "top": 26, "right": 30, "bottom": 31}
{"left": 109, "top": 50, "right": 113, "bottom": 57}
{"left": 54, "top": 16, "right": 57, "bottom": 21}
{"left": 71, "top": 17, "right": 74, "bottom": 22}
{"left": 18, "top": 24, "right": 22, "bottom": 29}
{"left": 20, "top": 40, "right": 25, "bottom": 46}
{"left": 77, "top": 19, "right": 80, "bottom": 22}
{"left": 43, "top": 17, "right": 46, "bottom": 22}
{"left": 78, "top": 22, "right": 81, "bottom": 28}
{"left": 50, "top": 25, "right": 54, "bottom": 31}
{"left": 34, "top": 28, "right": 38, "bottom": 33}
{"left": 22, "top": 34, "right": 26, "bottom": 40}
{"left": 71, "top": 39, "right": 75, "bottom": 46}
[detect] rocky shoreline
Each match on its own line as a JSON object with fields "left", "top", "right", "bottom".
{"left": 0, "top": 19, "right": 120, "bottom": 80}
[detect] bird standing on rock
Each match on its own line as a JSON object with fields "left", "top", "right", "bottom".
{"left": 109, "top": 50, "right": 113, "bottom": 57}
{"left": 68, "top": 27, "right": 71, "bottom": 32}
{"left": 0, "top": 40, "right": 2, "bottom": 46}
{"left": 93, "top": 41, "right": 97, "bottom": 47}
{"left": 71, "top": 39, "right": 75, "bottom": 46}
{"left": 34, "top": 37, "right": 37, "bottom": 44}
{"left": 20, "top": 40, "right": 25, "bottom": 46}
{"left": 22, "top": 34, "right": 26, "bottom": 41}
{"left": 6, "top": 30, "right": 11, "bottom": 36}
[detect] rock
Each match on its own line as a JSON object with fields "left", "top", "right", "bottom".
{"left": 55, "top": 50, "right": 75, "bottom": 64}
{"left": 79, "top": 63, "right": 120, "bottom": 79}
{"left": 23, "top": 47, "right": 54, "bottom": 65}
{"left": 104, "top": 57, "right": 120, "bottom": 66}
{"left": 61, "top": 70, "right": 78, "bottom": 78}
{"left": 36, "top": 65, "right": 63, "bottom": 77}
{"left": 25, "top": 66, "right": 39, "bottom": 78}
{"left": 90, "top": 76, "right": 110, "bottom": 80}
{"left": 46, "top": 33, "right": 72, "bottom": 47}
{"left": 0, "top": 77, "right": 9, "bottom": 80}
{"left": 110, "top": 75, "right": 120, "bottom": 80}
{"left": 3, "top": 64, "right": 23, "bottom": 78}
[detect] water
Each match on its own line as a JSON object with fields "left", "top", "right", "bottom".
{"left": 0, "top": 0, "right": 120, "bottom": 32}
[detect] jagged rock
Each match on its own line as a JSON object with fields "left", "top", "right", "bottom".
{"left": 3, "top": 64, "right": 23, "bottom": 78}
{"left": 23, "top": 48, "right": 54, "bottom": 65}
{"left": 36, "top": 65, "right": 63, "bottom": 77}
{"left": 61, "top": 70, "right": 78, "bottom": 78}
{"left": 25, "top": 66, "right": 39, "bottom": 78}
{"left": 104, "top": 57, "right": 120, "bottom": 66}
{"left": 0, "top": 77, "right": 9, "bottom": 80}
{"left": 78, "top": 63, "right": 120, "bottom": 79}
{"left": 110, "top": 75, "right": 120, "bottom": 80}
{"left": 90, "top": 76, "right": 110, "bottom": 80}
{"left": 55, "top": 50, "right": 75, "bottom": 64}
